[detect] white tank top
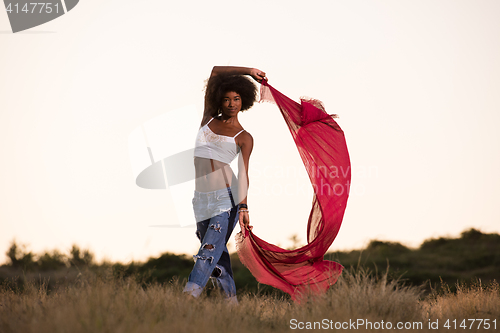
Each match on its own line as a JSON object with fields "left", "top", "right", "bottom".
{"left": 193, "top": 118, "right": 245, "bottom": 164}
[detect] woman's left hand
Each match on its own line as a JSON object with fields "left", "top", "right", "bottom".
{"left": 239, "top": 211, "right": 252, "bottom": 234}
{"left": 249, "top": 68, "right": 267, "bottom": 83}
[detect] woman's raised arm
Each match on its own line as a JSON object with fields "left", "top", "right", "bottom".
{"left": 211, "top": 66, "right": 267, "bottom": 83}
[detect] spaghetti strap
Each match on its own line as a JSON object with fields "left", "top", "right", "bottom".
{"left": 206, "top": 117, "right": 215, "bottom": 125}
{"left": 233, "top": 129, "right": 245, "bottom": 138}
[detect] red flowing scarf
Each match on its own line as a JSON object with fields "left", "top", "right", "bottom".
{"left": 236, "top": 80, "right": 351, "bottom": 301}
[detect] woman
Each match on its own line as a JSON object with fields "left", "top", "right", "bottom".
{"left": 183, "top": 66, "right": 267, "bottom": 303}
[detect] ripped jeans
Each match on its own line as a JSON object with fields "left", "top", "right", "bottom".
{"left": 183, "top": 187, "right": 239, "bottom": 301}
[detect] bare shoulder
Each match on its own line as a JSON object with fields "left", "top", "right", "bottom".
{"left": 240, "top": 130, "right": 253, "bottom": 141}
{"left": 238, "top": 130, "right": 253, "bottom": 149}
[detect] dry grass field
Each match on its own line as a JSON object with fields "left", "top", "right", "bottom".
{"left": 1, "top": 267, "right": 498, "bottom": 333}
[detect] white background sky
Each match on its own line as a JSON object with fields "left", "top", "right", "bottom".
{"left": 1, "top": 0, "right": 499, "bottom": 265}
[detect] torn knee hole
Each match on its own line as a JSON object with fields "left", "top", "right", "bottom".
{"left": 202, "top": 243, "right": 215, "bottom": 250}
{"left": 209, "top": 223, "right": 222, "bottom": 232}
{"left": 211, "top": 266, "right": 222, "bottom": 278}
{"left": 193, "top": 255, "right": 214, "bottom": 264}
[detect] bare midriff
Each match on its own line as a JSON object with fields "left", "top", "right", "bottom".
{"left": 194, "top": 157, "right": 233, "bottom": 192}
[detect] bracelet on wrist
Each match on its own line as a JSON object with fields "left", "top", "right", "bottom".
{"left": 238, "top": 209, "right": 249, "bottom": 214}
{"left": 239, "top": 203, "right": 248, "bottom": 209}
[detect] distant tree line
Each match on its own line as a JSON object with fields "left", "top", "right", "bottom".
{"left": 2, "top": 228, "right": 499, "bottom": 294}
{"left": 326, "top": 228, "right": 500, "bottom": 291}
{"left": 5, "top": 242, "right": 93, "bottom": 271}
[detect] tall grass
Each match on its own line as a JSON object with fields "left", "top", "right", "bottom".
{"left": 1, "top": 268, "right": 498, "bottom": 333}
{"left": 424, "top": 279, "right": 500, "bottom": 323}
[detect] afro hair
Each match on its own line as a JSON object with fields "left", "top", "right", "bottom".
{"left": 204, "top": 74, "right": 258, "bottom": 117}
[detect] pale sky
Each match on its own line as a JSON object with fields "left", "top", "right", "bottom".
{"left": 1, "top": 0, "right": 499, "bottom": 265}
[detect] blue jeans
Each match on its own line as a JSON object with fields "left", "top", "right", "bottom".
{"left": 183, "top": 187, "right": 239, "bottom": 302}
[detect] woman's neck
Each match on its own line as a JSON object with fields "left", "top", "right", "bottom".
{"left": 218, "top": 114, "right": 240, "bottom": 126}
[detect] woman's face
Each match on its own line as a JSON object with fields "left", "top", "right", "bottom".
{"left": 220, "top": 91, "right": 242, "bottom": 117}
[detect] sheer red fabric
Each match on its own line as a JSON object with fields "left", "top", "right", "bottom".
{"left": 236, "top": 80, "right": 351, "bottom": 301}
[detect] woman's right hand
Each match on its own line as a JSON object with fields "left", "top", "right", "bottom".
{"left": 249, "top": 68, "right": 267, "bottom": 83}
